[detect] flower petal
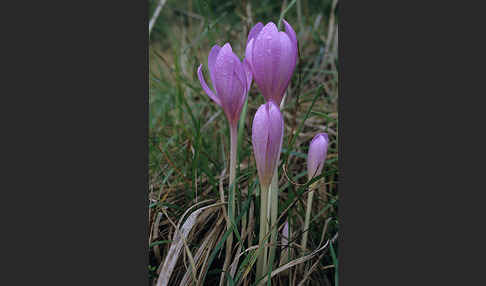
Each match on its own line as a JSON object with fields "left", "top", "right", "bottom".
{"left": 213, "top": 43, "right": 235, "bottom": 103}
{"left": 245, "top": 38, "right": 255, "bottom": 74}
{"left": 197, "top": 64, "right": 221, "bottom": 106}
{"left": 252, "top": 22, "right": 280, "bottom": 101}
{"left": 252, "top": 104, "right": 270, "bottom": 187}
{"left": 243, "top": 58, "right": 253, "bottom": 92}
{"left": 283, "top": 20, "right": 298, "bottom": 87}
{"left": 274, "top": 32, "right": 295, "bottom": 103}
{"left": 228, "top": 55, "right": 247, "bottom": 123}
{"left": 247, "top": 22, "right": 264, "bottom": 45}
{"left": 265, "top": 101, "right": 284, "bottom": 179}
{"left": 208, "top": 45, "right": 221, "bottom": 91}
{"left": 282, "top": 19, "right": 297, "bottom": 53}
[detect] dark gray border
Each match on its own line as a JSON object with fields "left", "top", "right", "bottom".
{"left": 337, "top": 1, "right": 478, "bottom": 285}
{"left": 5, "top": 0, "right": 149, "bottom": 285}
{"left": 337, "top": 0, "right": 343, "bottom": 284}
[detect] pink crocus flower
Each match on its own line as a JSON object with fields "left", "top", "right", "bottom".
{"left": 197, "top": 43, "right": 252, "bottom": 128}
{"left": 307, "top": 133, "right": 329, "bottom": 179}
{"left": 245, "top": 20, "right": 298, "bottom": 106}
{"left": 252, "top": 101, "right": 284, "bottom": 189}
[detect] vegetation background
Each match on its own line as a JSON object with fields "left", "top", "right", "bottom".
{"left": 148, "top": 0, "right": 339, "bottom": 285}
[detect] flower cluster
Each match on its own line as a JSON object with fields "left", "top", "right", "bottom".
{"left": 198, "top": 20, "right": 300, "bottom": 183}
{"left": 197, "top": 19, "right": 329, "bottom": 281}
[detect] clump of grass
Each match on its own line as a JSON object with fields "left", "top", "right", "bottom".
{"left": 149, "top": 0, "right": 339, "bottom": 285}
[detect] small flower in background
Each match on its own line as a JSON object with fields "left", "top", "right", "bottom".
{"left": 197, "top": 43, "right": 252, "bottom": 127}
{"left": 281, "top": 220, "right": 289, "bottom": 249}
{"left": 307, "top": 133, "right": 329, "bottom": 179}
{"left": 301, "top": 132, "right": 330, "bottom": 256}
{"left": 245, "top": 20, "right": 298, "bottom": 106}
{"left": 279, "top": 220, "right": 291, "bottom": 269}
{"left": 252, "top": 101, "right": 284, "bottom": 189}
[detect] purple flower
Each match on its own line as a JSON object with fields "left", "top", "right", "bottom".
{"left": 197, "top": 43, "right": 252, "bottom": 127}
{"left": 281, "top": 220, "right": 289, "bottom": 249}
{"left": 307, "top": 133, "right": 329, "bottom": 180}
{"left": 245, "top": 20, "right": 298, "bottom": 106}
{"left": 252, "top": 101, "right": 284, "bottom": 189}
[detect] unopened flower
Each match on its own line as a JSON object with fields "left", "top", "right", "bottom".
{"left": 281, "top": 220, "right": 289, "bottom": 249}
{"left": 197, "top": 43, "right": 252, "bottom": 127}
{"left": 245, "top": 20, "right": 298, "bottom": 106}
{"left": 307, "top": 133, "right": 329, "bottom": 180}
{"left": 252, "top": 101, "right": 284, "bottom": 189}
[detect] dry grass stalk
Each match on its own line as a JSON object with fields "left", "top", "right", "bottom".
{"left": 259, "top": 233, "right": 338, "bottom": 285}
{"left": 180, "top": 215, "right": 225, "bottom": 286}
{"left": 152, "top": 212, "right": 163, "bottom": 264}
{"left": 156, "top": 202, "right": 224, "bottom": 286}
{"left": 149, "top": 0, "right": 168, "bottom": 37}
{"left": 161, "top": 207, "right": 198, "bottom": 284}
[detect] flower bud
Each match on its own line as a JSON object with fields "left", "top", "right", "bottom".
{"left": 252, "top": 101, "right": 284, "bottom": 189}
{"left": 197, "top": 43, "right": 252, "bottom": 127}
{"left": 281, "top": 220, "right": 289, "bottom": 249}
{"left": 307, "top": 133, "right": 329, "bottom": 180}
{"left": 245, "top": 20, "right": 298, "bottom": 106}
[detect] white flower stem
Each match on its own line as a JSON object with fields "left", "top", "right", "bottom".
{"left": 221, "top": 125, "right": 238, "bottom": 286}
{"left": 267, "top": 168, "right": 279, "bottom": 276}
{"left": 301, "top": 181, "right": 318, "bottom": 255}
{"left": 256, "top": 168, "right": 279, "bottom": 283}
{"left": 229, "top": 125, "right": 237, "bottom": 234}
{"left": 256, "top": 182, "right": 269, "bottom": 281}
{"left": 238, "top": 97, "right": 249, "bottom": 250}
